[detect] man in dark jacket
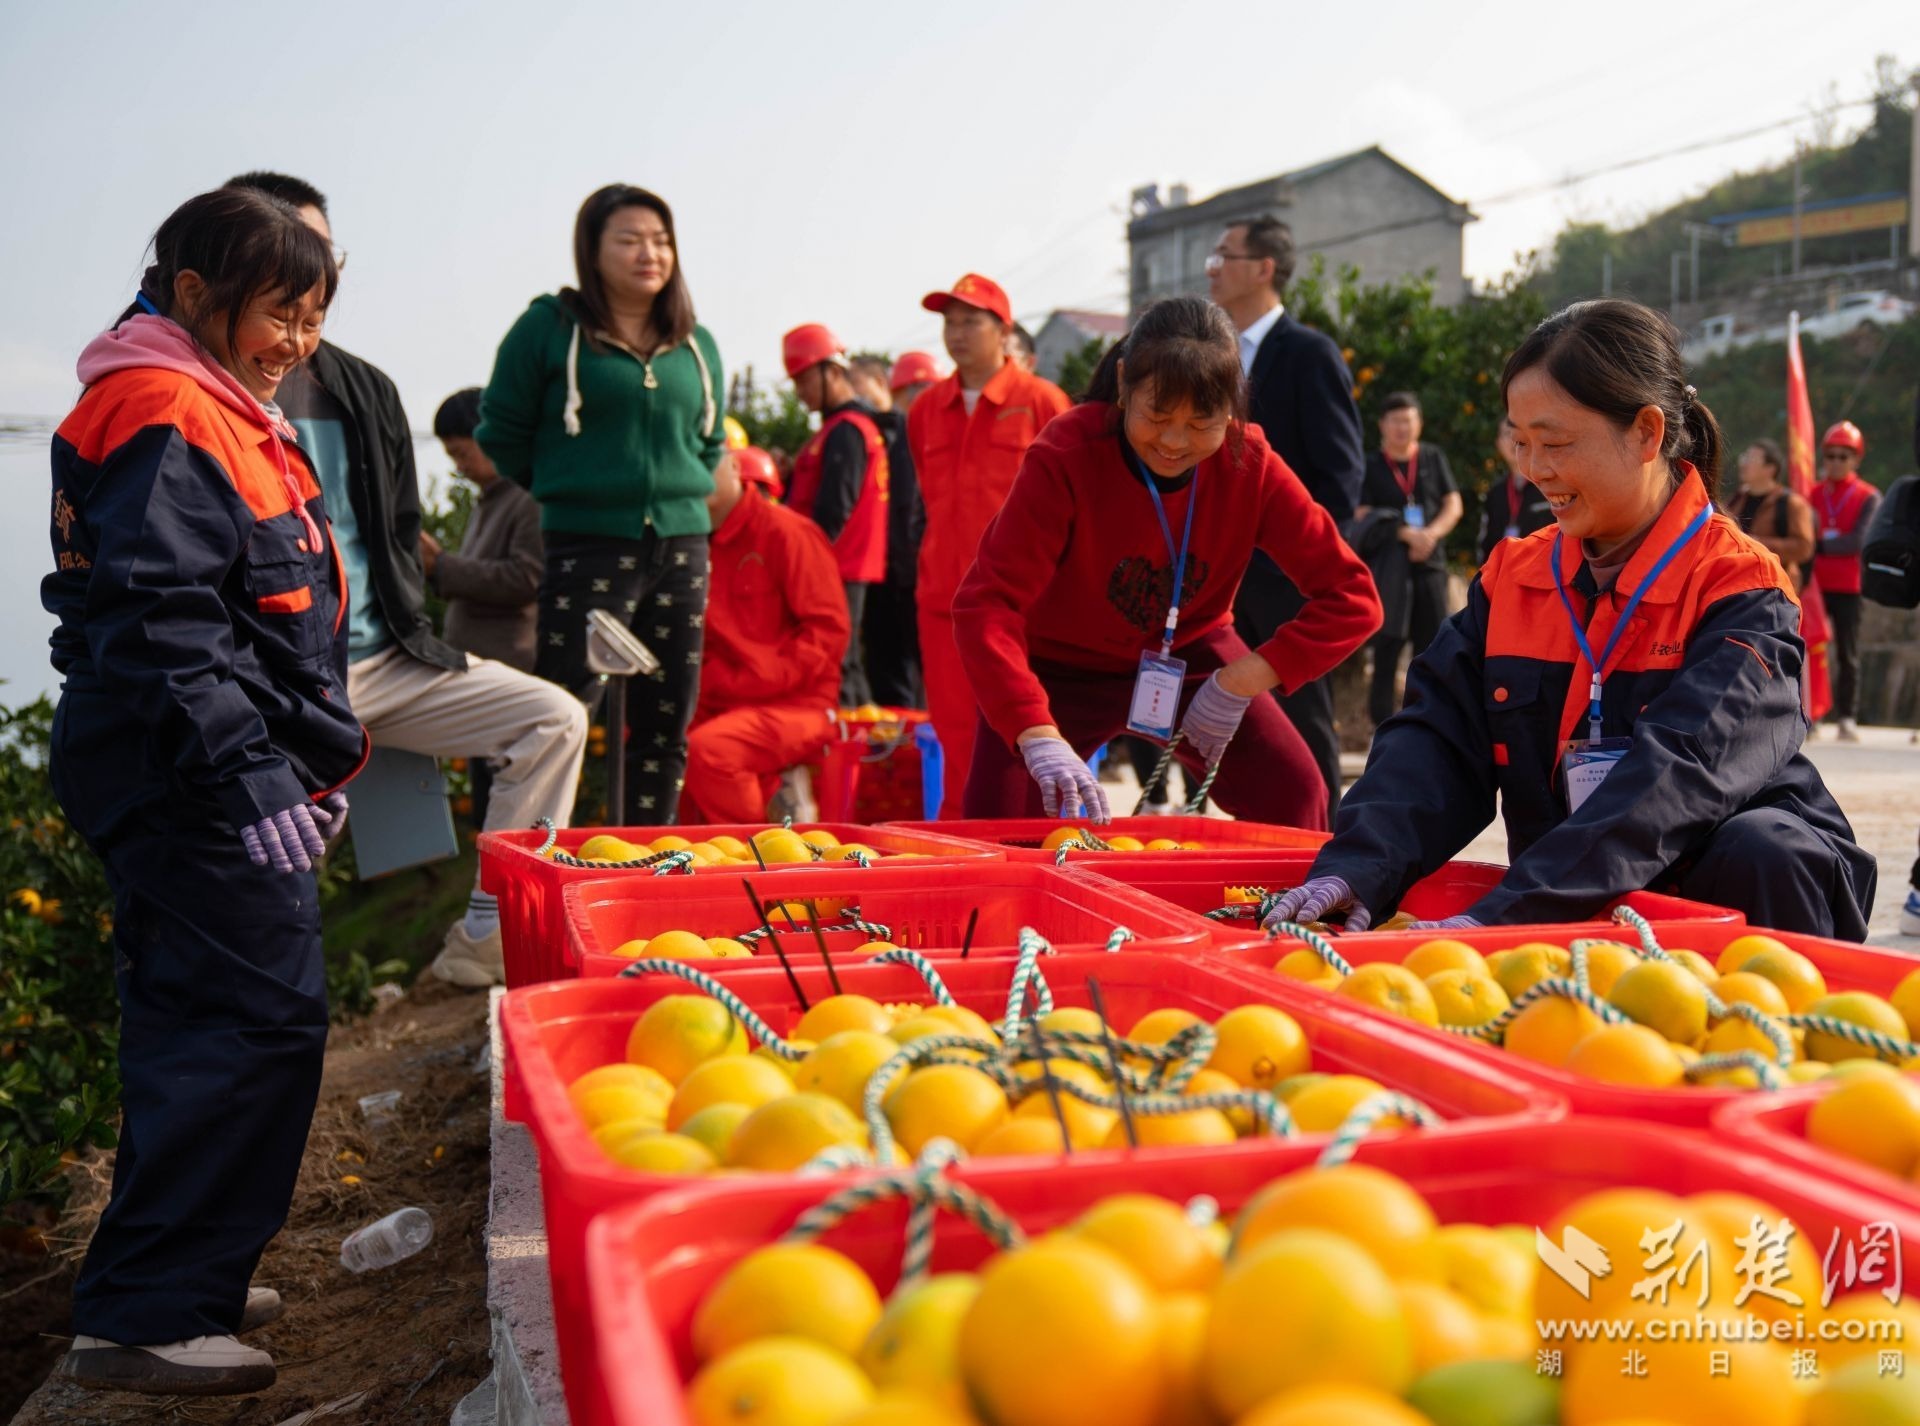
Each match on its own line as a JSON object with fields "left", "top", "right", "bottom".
{"left": 850, "top": 356, "right": 921, "bottom": 707}
{"left": 228, "top": 173, "right": 586, "bottom": 988}
{"left": 1208, "top": 215, "right": 1366, "bottom": 820}
{"left": 425, "top": 388, "right": 543, "bottom": 673}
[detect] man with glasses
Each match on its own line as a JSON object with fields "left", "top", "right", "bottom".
{"left": 907, "top": 274, "right": 1069, "bottom": 814}
{"left": 1207, "top": 216, "right": 1365, "bottom": 820}
{"left": 1810, "top": 420, "right": 1881, "bottom": 742}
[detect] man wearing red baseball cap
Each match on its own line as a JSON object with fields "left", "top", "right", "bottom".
{"left": 1811, "top": 419, "right": 1880, "bottom": 741}
{"left": 782, "top": 322, "right": 890, "bottom": 705}
{"left": 908, "top": 274, "right": 1070, "bottom": 815}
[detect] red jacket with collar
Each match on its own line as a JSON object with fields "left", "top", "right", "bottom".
{"left": 699, "top": 492, "right": 850, "bottom": 715}
{"left": 906, "top": 359, "right": 1070, "bottom": 615}
{"left": 1312, "top": 468, "right": 1871, "bottom": 927}
{"left": 951, "top": 402, "right": 1382, "bottom": 745}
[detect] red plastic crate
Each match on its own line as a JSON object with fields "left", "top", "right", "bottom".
{"left": 499, "top": 953, "right": 1562, "bottom": 1426}
{"left": 478, "top": 822, "right": 1003, "bottom": 988}
{"left": 1075, "top": 854, "right": 1741, "bottom": 946}
{"left": 883, "top": 815, "right": 1329, "bottom": 864}
{"left": 1210, "top": 922, "right": 1920, "bottom": 1128}
{"left": 585, "top": 1117, "right": 1919, "bottom": 1426}
{"left": 562, "top": 862, "right": 1213, "bottom": 978}
{"left": 1716, "top": 1079, "right": 1920, "bottom": 1212}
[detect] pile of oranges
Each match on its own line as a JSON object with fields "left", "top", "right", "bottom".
{"left": 556, "top": 826, "right": 909, "bottom": 869}
{"left": 565, "top": 990, "right": 1414, "bottom": 1176}
{"left": 1805, "top": 1068, "right": 1920, "bottom": 1184}
{"left": 1272, "top": 930, "right": 1920, "bottom": 1092}
{"left": 674, "top": 1163, "right": 1915, "bottom": 1426}
{"left": 1040, "top": 827, "right": 1205, "bottom": 854}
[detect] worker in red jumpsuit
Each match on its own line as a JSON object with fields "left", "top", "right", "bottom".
{"left": 907, "top": 274, "right": 1070, "bottom": 814}
{"left": 782, "top": 323, "right": 887, "bottom": 706}
{"left": 680, "top": 449, "right": 851, "bottom": 822}
{"left": 1810, "top": 419, "right": 1881, "bottom": 742}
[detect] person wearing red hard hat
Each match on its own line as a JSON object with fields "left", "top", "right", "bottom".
{"left": 682, "top": 450, "right": 849, "bottom": 821}
{"left": 908, "top": 273, "right": 1070, "bottom": 815}
{"left": 889, "top": 350, "right": 940, "bottom": 414}
{"left": 733, "top": 445, "right": 784, "bottom": 501}
{"left": 1811, "top": 419, "right": 1880, "bottom": 741}
{"left": 782, "top": 322, "right": 889, "bottom": 705}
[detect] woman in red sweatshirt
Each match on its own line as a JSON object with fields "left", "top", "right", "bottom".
{"left": 952, "top": 296, "right": 1382, "bottom": 828}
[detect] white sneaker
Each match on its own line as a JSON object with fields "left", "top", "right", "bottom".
{"left": 1837, "top": 718, "right": 1861, "bottom": 742}
{"left": 59, "top": 1334, "right": 275, "bottom": 1396}
{"left": 431, "top": 921, "right": 504, "bottom": 988}
{"left": 239, "top": 1286, "right": 282, "bottom": 1332}
{"left": 1901, "top": 887, "right": 1920, "bottom": 938}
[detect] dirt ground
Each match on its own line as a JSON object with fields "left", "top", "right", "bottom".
{"left": 2, "top": 975, "right": 492, "bottom": 1426}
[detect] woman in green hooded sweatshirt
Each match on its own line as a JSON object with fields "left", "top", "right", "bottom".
{"left": 478, "top": 184, "right": 725, "bottom": 822}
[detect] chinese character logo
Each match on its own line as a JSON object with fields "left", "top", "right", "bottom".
{"left": 1538, "top": 1224, "right": 1614, "bottom": 1300}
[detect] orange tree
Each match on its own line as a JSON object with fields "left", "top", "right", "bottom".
{"left": 1288, "top": 259, "right": 1548, "bottom": 566}
{"left": 0, "top": 699, "right": 120, "bottom": 1208}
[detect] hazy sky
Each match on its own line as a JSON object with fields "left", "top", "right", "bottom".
{"left": 1, "top": 0, "right": 1913, "bottom": 432}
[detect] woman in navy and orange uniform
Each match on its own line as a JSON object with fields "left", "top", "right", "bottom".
{"left": 1271, "top": 299, "right": 1874, "bottom": 938}
{"left": 48, "top": 189, "right": 365, "bottom": 1396}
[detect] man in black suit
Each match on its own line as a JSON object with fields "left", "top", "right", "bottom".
{"left": 1207, "top": 215, "right": 1366, "bottom": 821}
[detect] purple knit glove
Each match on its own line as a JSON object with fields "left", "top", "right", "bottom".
{"left": 1178, "top": 672, "right": 1253, "bottom": 766}
{"left": 1019, "top": 736, "right": 1110, "bottom": 824}
{"left": 312, "top": 791, "right": 349, "bottom": 845}
{"left": 1263, "top": 875, "right": 1372, "bottom": 933}
{"left": 240, "top": 804, "right": 329, "bottom": 873}
{"left": 1409, "top": 914, "right": 1482, "bottom": 932}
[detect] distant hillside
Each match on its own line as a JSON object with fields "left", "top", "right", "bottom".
{"left": 1525, "top": 59, "right": 1917, "bottom": 481}
{"left": 1530, "top": 62, "right": 1912, "bottom": 312}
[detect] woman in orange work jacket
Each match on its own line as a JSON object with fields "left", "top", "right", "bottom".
{"left": 1271, "top": 300, "right": 1874, "bottom": 939}
{"left": 47, "top": 190, "right": 365, "bottom": 1394}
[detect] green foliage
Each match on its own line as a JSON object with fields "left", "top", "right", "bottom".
{"left": 1687, "top": 318, "right": 1920, "bottom": 490}
{"left": 414, "top": 467, "right": 477, "bottom": 633}
{"left": 728, "top": 365, "right": 814, "bottom": 456}
{"left": 0, "top": 699, "right": 121, "bottom": 1208}
{"left": 1055, "top": 335, "right": 1111, "bottom": 400}
{"left": 1531, "top": 71, "right": 1914, "bottom": 311}
{"left": 1288, "top": 258, "right": 1549, "bottom": 561}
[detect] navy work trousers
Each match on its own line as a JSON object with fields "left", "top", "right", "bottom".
{"left": 56, "top": 718, "right": 327, "bottom": 1345}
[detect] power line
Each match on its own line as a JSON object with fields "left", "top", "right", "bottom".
{"left": 1473, "top": 95, "right": 1880, "bottom": 206}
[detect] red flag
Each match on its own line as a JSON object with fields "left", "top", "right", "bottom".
{"left": 1786, "top": 312, "right": 1832, "bottom": 722}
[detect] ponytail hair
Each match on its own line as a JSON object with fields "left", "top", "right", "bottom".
{"left": 1501, "top": 298, "right": 1723, "bottom": 489}
{"left": 1083, "top": 295, "right": 1246, "bottom": 413}
{"left": 120, "top": 187, "right": 337, "bottom": 355}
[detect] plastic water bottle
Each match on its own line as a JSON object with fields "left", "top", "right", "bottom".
{"left": 339, "top": 1207, "right": 434, "bottom": 1273}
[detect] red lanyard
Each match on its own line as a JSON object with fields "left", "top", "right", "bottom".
{"left": 1815, "top": 480, "right": 1854, "bottom": 528}
{"left": 1384, "top": 445, "right": 1419, "bottom": 501}
{"left": 1506, "top": 476, "right": 1523, "bottom": 525}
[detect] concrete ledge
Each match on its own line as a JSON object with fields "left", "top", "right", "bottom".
{"left": 479, "top": 988, "right": 569, "bottom": 1426}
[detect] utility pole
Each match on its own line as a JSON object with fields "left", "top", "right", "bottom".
{"left": 1909, "top": 71, "right": 1919, "bottom": 261}
{"left": 1679, "top": 221, "right": 1721, "bottom": 305}
{"left": 1791, "top": 145, "right": 1804, "bottom": 276}
{"left": 1670, "top": 252, "right": 1682, "bottom": 310}
{"left": 1602, "top": 252, "right": 1612, "bottom": 296}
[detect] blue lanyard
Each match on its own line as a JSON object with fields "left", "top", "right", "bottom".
{"left": 1125, "top": 443, "right": 1199, "bottom": 656}
{"left": 1551, "top": 503, "right": 1712, "bottom": 740}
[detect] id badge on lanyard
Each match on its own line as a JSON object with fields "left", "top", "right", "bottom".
{"left": 1388, "top": 449, "right": 1424, "bottom": 529}
{"left": 1124, "top": 447, "right": 1199, "bottom": 741}
{"left": 1550, "top": 504, "right": 1712, "bottom": 815}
